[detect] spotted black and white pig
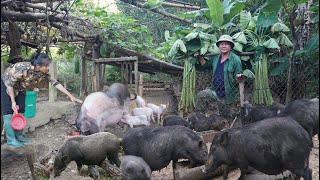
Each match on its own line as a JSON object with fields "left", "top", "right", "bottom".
{"left": 53, "top": 132, "right": 121, "bottom": 178}
{"left": 162, "top": 115, "right": 191, "bottom": 129}
{"left": 279, "top": 98, "right": 319, "bottom": 139}
{"left": 120, "top": 155, "right": 151, "bottom": 180}
{"left": 122, "top": 125, "right": 208, "bottom": 171}
{"left": 205, "top": 117, "right": 312, "bottom": 180}
{"left": 76, "top": 83, "right": 136, "bottom": 135}
{"left": 188, "top": 112, "right": 229, "bottom": 132}
{"left": 241, "top": 101, "right": 285, "bottom": 125}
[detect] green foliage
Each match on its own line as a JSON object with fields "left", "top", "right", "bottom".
{"left": 243, "top": 69, "right": 255, "bottom": 79}
{"left": 57, "top": 44, "right": 78, "bottom": 60}
{"left": 206, "top": 0, "right": 224, "bottom": 27}
{"left": 57, "top": 57, "right": 81, "bottom": 94}
{"left": 77, "top": 6, "right": 155, "bottom": 54}
{"left": 74, "top": 59, "right": 80, "bottom": 74}
{"left": 295, "top": 33, "right": 319, "bottom": 57}
{"left": 270, "top": 57, "right": 290, "bottom": 76}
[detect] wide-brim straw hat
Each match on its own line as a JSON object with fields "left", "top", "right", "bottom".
{"left": 216, "top": 35, "right": 235, "bottom": 48}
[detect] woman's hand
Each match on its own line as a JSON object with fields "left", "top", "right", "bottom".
{"left": 11, "top": 101, "right": 18, "bottom": 113}
{"left": 69, "top": 95, "right": 83, "bottom": 105}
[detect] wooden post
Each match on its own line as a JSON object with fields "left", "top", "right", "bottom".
{"left": 139, "top": 73, "right": 143, "bottom": 96}
{"left": 134, "top": 59, "right": 139, "bottom": 95}
{"left": 121, "top": 62, "right": 124, "bottom": 84}
{"left": 80, "top": 55, "right": 87, "bottom": 99}
{"left": 100, "top": 64, "right": 105, "bottom": 90}
{"left": 92, "top": 44, "right": 99, "bottom": 92}
{"left": 125, "top": 63, "right": 129, "bottom": 85}
{"left": 239, "top": 81, "right": 244, "bottom": 107}
{"left": 129, "top": 62, "right": 133, "bottom": 90}
{"left": 49, "top": 61, "right": 57, "bottom": 102}
{"left": 95, "top": 62, "right": 101, "bottom": 91}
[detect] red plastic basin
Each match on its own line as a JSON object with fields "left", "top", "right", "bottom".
{"left": 11, "top": 113, "right": 26, "bottom": 130}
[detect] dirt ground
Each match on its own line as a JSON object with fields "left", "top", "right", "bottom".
{"left": 1, "top": 92, "right": 319, "bottom": 180}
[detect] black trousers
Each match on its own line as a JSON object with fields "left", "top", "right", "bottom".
{"left": 1, "top": 79, "right": 25, "bottom": 115}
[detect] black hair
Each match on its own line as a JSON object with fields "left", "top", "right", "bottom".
{"left": 31, "top": 53, "right": 52, "bottom": 66}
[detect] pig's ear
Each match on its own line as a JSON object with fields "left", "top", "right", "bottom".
{"left": 220, "top": 132, "right": 229, "bottom": 146}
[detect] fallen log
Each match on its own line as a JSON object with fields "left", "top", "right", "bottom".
{"left": 100, "top": 160, "right": 121, "bottom": 177}
{"left": 173, "top": 160, "right": 237, "bottom": 180}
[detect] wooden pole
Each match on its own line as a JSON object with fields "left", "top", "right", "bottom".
{"left": 121, "top": 62, "right": 124, "bottom": 84}
{"left": 125, "top": 63, "right": 129, "bottom": 85}
{"left": 49, "top": 61, "right": 57, "bottom": 102}
{"left": 134, "top": 58, "right": 139, "bottom": 95}
{"left": 239, "top": 82, "right": 244, "bottom": 107}
{"left": 92, "top": 44, "right": 99, "bottom": 92}
{"left": 129, "top": 62, "right": 133, "bottom": 89}
{"left": 80, "top": 55, "right": 87, "bottom": 99}
{"left": 95, "top": 62, "right": 101, "bottom": 91}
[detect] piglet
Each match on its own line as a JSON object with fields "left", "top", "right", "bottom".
{"left": 136, "top": 96, "right": 146, "bottom": 108}
{"left": 131, "top": 107, "right": 154, "bottom": 122}
{"left": 120, "top": 155, "right": 151, "bottom": 180}
{"left": 121, "top": 114, "right": 150, "bottom": 128}
{"left": 146, "top": 103, "right": 168, "bottom": 124}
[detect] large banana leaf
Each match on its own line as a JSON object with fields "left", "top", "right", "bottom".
{"left": 185, "top": 32, "right": 199, "bottom": 41}
{"left": 223, "top": 0, "right": 245, "bottom": 24}
{"left": 271, "top": 22, "right": 290, "bottom": 33}
{"left": 239, "top": 11, "right": 252, "bottom": 31}
{"left": 168, "top": 39, "right": 187, "bottom": 57}
{"left": 277, "top": 33, "right": 293, "bottom": 47}
{"left": 257, "top": 11, "right": 278, "bottom": 28}
{"left": 263, "top": 38, "right": 280, "bottom": 49}
{"left": 232, "top": 32, "right": 247, "bottom": 44}
{"left": 206, "top": 0, "right": 224, "bottom": 27}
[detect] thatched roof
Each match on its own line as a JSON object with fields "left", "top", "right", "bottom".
{"left": 1, "top": 0, "right": 183, "bottom": 76}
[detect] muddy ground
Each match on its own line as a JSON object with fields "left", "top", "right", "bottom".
{"left": 1, "top": 91, "right": 319, "bottom": 180}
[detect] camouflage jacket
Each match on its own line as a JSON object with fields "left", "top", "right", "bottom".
{"left": 2, "top": 62, "right": 60, "bottom": 96}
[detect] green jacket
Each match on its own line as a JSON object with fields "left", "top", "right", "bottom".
{"left": 195, "top": 51, "right": 242, "bottom": 104}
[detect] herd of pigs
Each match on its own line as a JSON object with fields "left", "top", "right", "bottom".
{"left": 48, "top": 83, "right": 318, "bottom": 180}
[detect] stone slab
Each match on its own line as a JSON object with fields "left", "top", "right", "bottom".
{"left": 25, "top": 101, "right": 74, "bottom": 132}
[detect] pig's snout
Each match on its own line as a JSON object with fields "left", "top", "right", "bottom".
{"left": 205, "top": 154, "right": 217, "bottom": 173}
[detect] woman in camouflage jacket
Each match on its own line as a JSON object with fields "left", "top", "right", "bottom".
{"left": 1, "top": 53, "right": 83, "bottom": 147}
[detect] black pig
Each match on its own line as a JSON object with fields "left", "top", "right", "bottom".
{"left": 205, "top": 117, "right": 312, "bottom": 180}
{"left": 279, "top": 98, "right": 319, "bottom": 139}
{"left": 241, "top": 101, "right": 285, "bottom": 125}
{"left": 120, "top": 155, "right": 151, "bottom": 180}
{"left": 163, "top": 115, "right": 191, "bottom": 128}
{"left": 53, "top": 132, "right": 121, "bottom": 178}
{"left": 188, "top": 112, "right": 229, "bottom": 132}
{"left": 122, "top": 125, "right": 208, "bottom": 171}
